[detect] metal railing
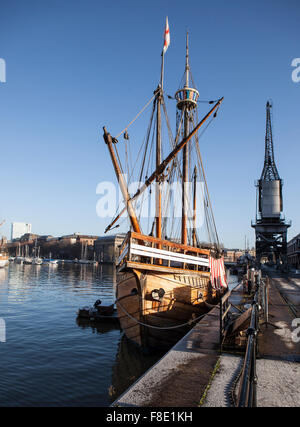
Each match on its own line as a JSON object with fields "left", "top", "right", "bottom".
{"left": 237, "top": 295, "right": 259, "bottom": 407}
{"left": 219, "top": 288, "right": 232, "bottom": 347}
{"left": 236, "top": 275, "right": 260, "bottom": 407}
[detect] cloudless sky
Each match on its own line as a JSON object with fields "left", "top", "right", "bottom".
{"left": 0, "top": 0, "right": 299, "bottom": 248}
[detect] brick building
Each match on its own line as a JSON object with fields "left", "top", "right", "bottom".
{"left": 287, "top": 233, "right": 300, "bottom": 269}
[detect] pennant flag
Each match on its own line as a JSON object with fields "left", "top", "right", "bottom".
{"left": 163, "top": 17, "right": 170, "bottom": 54}
{"left": 209, "top": 256, "right": 228, "bottom": 290}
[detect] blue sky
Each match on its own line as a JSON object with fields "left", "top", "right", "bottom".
{"left": 0, "top": 0, "right": 299, "bottom": 248}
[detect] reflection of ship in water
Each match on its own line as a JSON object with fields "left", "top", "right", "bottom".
{"left": 0, "top": 267, "right": 8, "bottom": 284}
{"left": 76, "top": 316, "right": 120, "bottom": 335}
{"left": 109, "top": 335, "right": 165, "bottom": 402}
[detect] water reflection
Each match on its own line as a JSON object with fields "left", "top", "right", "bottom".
{"left": 110, "top": 335, "right": 164, "bottom": 402}
{"left": 76, "top": 316, "right": 120, "bottom": 335}
{"left": 0, "top": 264, "right": 238, "bottom": 406}
{"left": 0, "top": 262, "right": 162, "bottom": 406}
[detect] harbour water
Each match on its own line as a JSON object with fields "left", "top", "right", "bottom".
{"left": 0, "top": 263, "right": 238, "bottom": 407}
{"left": 0, "top": 263, "right": 161, "bottom": 406}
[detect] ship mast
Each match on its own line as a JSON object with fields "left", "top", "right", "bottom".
{"left": 103, "top": 127, "right": 142, "bottom": 234}
{"left": 104, "top": 98, "right": 223, "bottom": 234}
{"left": 175, "top": 33, "right": 199, "bottom": 245}
{"left": 182, "top": 33, "right": 190, "bottom": 245}
{"left": 155, "top": 55, "right": 164, "bottom": 241}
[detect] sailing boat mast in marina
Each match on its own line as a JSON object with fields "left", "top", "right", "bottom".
{"left": 102, "top": 20, "right": 227, "bottom": 349}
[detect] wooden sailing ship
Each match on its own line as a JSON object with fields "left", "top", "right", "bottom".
{"left": 102, "top": 23, "right": 227, "bottom": 350}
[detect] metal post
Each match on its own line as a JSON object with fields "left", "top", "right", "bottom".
{"left": 219, "top": 291, "right": 223, "bottom": 348}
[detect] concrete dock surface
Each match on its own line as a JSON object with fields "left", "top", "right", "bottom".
{"left": 112, "top": 284, "right": 244, "bottom": 407}
{"left": 112, "top": 270, "right": 300, "bottom": 407}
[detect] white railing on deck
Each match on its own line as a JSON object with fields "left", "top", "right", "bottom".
{"left": 118, "top": 232, "right": 210, "bottom": 270}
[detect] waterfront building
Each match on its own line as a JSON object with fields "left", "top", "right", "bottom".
{"left": 76, "top": 235, "right": 99, "bottom": 246}
{"left": 287, "top": 233, "right": 300, "bottom": 269}
{"left": 94, "top": 234, "right": 126, "bottom": 263}
{"left": 224, "top": 249, "right": 255, "bottom": 262}
{"left": 20, "top": 233, "right": 39, "bottom": 242}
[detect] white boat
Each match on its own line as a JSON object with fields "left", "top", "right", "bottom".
{"left": 79, "top": 242, "right": 88, "bottom": 264}
{"left": 32, "top": 240, "right": 43, "bottom": 264}
{"left": 0, "top": 252, "right": 9, "bottom": 268}
{"left": 43, "top": 253, "right": 58, "bottom": 264}
{"left": 23, "top": 245, "right": 32, "bottom": 264}
{"left": 32, "top": 257, "right": 43, "bottom": 265}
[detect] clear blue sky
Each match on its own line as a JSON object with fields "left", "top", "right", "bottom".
{"left": 0, "top": 0, "right": 299, "bottom": 248}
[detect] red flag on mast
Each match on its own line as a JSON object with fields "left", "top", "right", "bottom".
{"left": 163, "top": 17, "right": 170, "bottom": 54}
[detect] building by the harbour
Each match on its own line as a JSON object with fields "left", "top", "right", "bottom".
{"left": 11, "top": 222, "right": 32, "bottom": 240}
{"left": 5, "top": 231, "right": 126, "bottom": 263}
{"left": 287, "top": 233, "right": 300, "bottom": 269}
{"left": 94, "top": 234, "right": 126, "bottom": 263}
{"left": 224, "top": 248, "right": 256, "bottom": 263}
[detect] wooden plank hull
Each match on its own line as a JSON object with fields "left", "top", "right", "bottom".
{"left": 116, "top": 268, "right": 221, "bottom": 350}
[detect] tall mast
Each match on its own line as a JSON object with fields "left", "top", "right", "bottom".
{"left": 104, "top": 98, "right": 223, "bottom": 234}
{"left": 155, "top": 72, "right": 163, "bottom": 241}
{"left": 155, "top": 24, "right": 167, "bottom": 243}
{"left": 103, "top": 127, "right": 142, "bottom": 234}
{"left": 181, "top": 33, "right": 190, "bottom": 245}
{"left": 175, "top": 33, "right": 200, "bottom": 246}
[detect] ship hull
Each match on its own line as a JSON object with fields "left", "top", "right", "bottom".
{"left": 116, "top": 268, "right": 220, "bottom": 350}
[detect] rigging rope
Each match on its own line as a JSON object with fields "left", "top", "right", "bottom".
{"left": 115, "top": 94, "right": 156, "bottom": 139}
{"left": 191, "top": 114, "right": 220, "bottom": 248}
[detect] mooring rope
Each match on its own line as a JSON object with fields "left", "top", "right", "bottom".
{"left": 116, "top": 299, "right": 207, "bottom": 330}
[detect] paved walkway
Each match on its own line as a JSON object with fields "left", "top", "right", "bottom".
{"left": 112, "top": 273, "right": 300, "bottom": 407}
{"left": 203, "top": 269, "right": 300, "bottom": 407}
{"left": 112, "top": 284, "right": 244, "bottom": 407}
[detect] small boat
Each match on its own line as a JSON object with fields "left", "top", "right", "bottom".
{"left": 102, "top": 21, "right": 227, "bottom": 350}
{"left": 78, "top": 242, "right": 95, "bottom": 264}
{"left": 14, "top": 243, "right": 23, "bottom": 263}
{"left": 77, "top": 300, "right": 117, "bottom": 323}
{"left": 43, "top": 252, "right": 58, "bottom": 264}
{"left": 23, "top": 245, "right": 32, "bottom": 264}
{"left": 32, "top": 239, "right": 43, "bottom": 264}
{"left": 0, "top": 252, "right": 9, "bottom": 268}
